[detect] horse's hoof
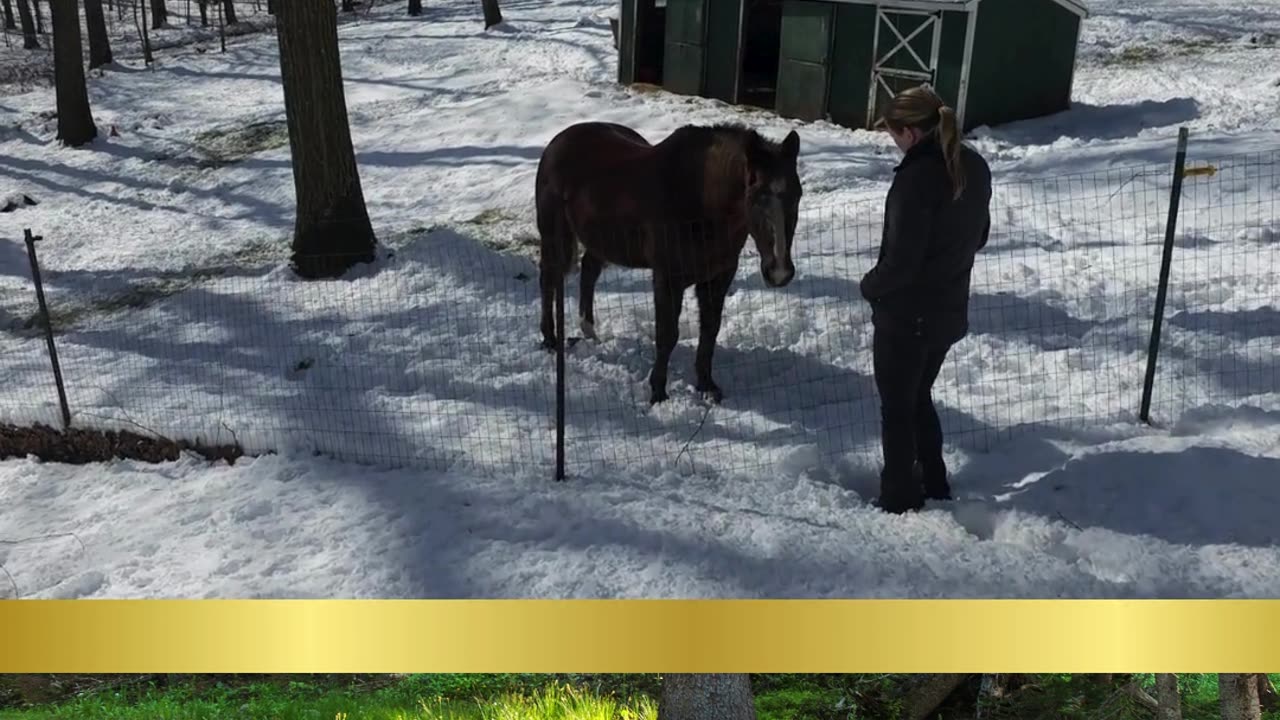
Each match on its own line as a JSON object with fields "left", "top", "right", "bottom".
{"left": 649, "top": 389, "right": 669, "bottom": 405}
{"left": 696, "top": 382, "right": 723, "bottom": 404}
{"left": 540, "top": 338, "right": 556, "bottom": 352}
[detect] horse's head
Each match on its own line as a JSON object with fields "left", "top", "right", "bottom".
{"left": 745, "top": 129, "right": 802, "bottom": 288}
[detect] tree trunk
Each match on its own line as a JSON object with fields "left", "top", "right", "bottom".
{"left": 51, "top": 0, "right": 97, "bottom": 146}
{"left": 29, "top": 0, "right": 40, "bottom": 32}
{"left": 2, "top": 0, "right": 15, "bottom": 31}
{"left": 150, "top": 0, "right": 166, "bottom": 27}
{"left": 1257, "top": 675, "right": 1279, "bottom": 712}
{"left": 340, "top": 0, "right": 353, "bottom": 10}
{"left": 266, "top": 0, "right": 273, "bottom": 14}
{"left": 222, "top": 0, "right": 235, "bottom": 23}
{"left": 275, "top": 0, "right": 377, "bottom": 278}
{"left": 196, "top": 0, "right": 206, "bottom": 24}
{"left": 659, "top": 674, "right": 755, "bottom": 720}
{"left": 480, "top": 0, "right": 499, "bottom": 27}
{"left": 135, "top": 0, "right": 153, "bottom": 64}
{"left": 1220, "top": 674, "right": 1262, "bottom": 720}
{"left": 1156, "top": 674, "right": 1182, "bottom": 720}
{"left": 905, "top": 674, "right": 972, "bottom": 720}
{"left": 407, "top": 0, "right": 420, "bottom": 15}
{"left": 84, "top": 0, "right": 113, "bottom": 68}
{"left": 16, "top": 0, "right": 37, "bottom": 47}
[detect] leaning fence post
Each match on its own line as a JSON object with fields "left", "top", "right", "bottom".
{"left": 1139, "top": 126, "right": 1190, "bottom": 425}
{"left": 23, "top": 229, "right": 72, "bottom": 430}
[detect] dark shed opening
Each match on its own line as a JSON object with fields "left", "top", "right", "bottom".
{"left": 739, "top": 0, "right": 783, "bottom": 108}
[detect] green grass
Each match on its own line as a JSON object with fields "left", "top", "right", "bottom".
{"left": 3, "top": 674, "right": 1278, "bottom": 720}
{"left": 0, "top": 678, "right": 657, "bottom": 720}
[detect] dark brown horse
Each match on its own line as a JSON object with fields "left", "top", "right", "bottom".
{"left": 535, "top": 121, "right": 803, "bottom": 404}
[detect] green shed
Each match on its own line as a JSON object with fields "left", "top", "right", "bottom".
{"left": 616, "top": 0, "right": 1088, "bottom": 132}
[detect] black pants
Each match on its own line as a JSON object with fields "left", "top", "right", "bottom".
{"left": 872, "top": 326, "right": 952, "bottom": 510}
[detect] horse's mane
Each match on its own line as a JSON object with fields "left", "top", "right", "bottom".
{"left": 666, "top": 122, "right": 780, "bottom": 156}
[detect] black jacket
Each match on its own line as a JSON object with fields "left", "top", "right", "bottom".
{"left": 860, "top": 136, "right": 992, "bottom": 346}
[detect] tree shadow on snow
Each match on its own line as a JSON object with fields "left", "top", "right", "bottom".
{"left": 981, "top": 98, "right": 1202, "bottom": 145}
{"left": 956, "top": 442, "right": 1280, "bottom": 549}
{"left": 1169, "top": 307, "right": 1280, "bottom": 342}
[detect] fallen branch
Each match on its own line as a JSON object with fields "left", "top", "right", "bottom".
{"left": 1124, "top": 680, "right": 1160, "bottom": 713}
{"left": 1, "top": 562, "right": 18, "bottom": 598}
{"left": 0, "top": 422, "right": 244, "bottom": 464}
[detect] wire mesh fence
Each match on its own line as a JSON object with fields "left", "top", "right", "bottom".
{"left": 1146, "top": 146, "right": 1280, "bottom": 423}
{"left": 1, "top": 137, "right": 1277, "bottom": 480}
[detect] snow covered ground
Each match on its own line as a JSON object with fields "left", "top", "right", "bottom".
{"left": 1, "top": 0, "right": 1279, "bottom": 598}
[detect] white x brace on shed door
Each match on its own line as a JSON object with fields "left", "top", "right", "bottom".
{"left": 866, "top": 6, "right": 943, "bottom": 127}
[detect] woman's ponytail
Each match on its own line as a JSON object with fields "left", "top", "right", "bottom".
{"left": 937, "top": 105, "right": 965, "bottom": 200}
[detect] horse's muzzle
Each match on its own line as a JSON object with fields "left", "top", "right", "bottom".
{"left": 763, "top": 261, "right": 795, "bottom": 288}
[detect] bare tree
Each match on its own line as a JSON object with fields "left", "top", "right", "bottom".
{"left": 1156, "top": 674, "right": 1182, "bottom": 720}
{"left": 481, "top": 0, "right": 499, "bottom": 27}
{"left": 16, "top": 0, "right": 37, "bottom": 47}
{"left": 196, "top": 0, "right": 206, "bottom": 24}
{"left": 222, "top": 0, "right": 235, "bottom": 23}
{"left": 274, "top": 0, "right": 377, "bottom": 278}
{"left": 133, "top": 0, "right": 153, "bottom": 64}
{"left": 905, "top": 674, "right": 971, "bottom": 720}
{"left": 50, "top": 0, "right": 97, "bottom": 146}
{"left": 1258, "top": 675, "right": 1279, "bottom": 713}
{"left": 340, "top": 0, "right": 353, "bottom": 10}
{"left": 407, "top": 0, "right": 420, "bottom": 15}
{"left": 1220, "top": 674, "right": 1262, "bottom": 720}
{"left": 2, "top": 0, "right": 16, "bottom": 31}
{"left": 84, "top": 0, "right": 113, "bottom": 68}
{"left": 659, "top": 674, "right": 755, "bottom": 720}
{"left": 150, "top": 0, "right": 166, "bottom": 27}
{"left": 29, "top": 0, "right": 40, "bottom": 32}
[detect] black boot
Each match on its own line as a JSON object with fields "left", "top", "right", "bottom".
{"left": 878, "top": 470, "right": 925, "bottom": 514}
{"left": 916, "top": 461, "right": 952, "bottom": 501}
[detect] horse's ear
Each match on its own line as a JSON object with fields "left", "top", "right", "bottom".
{"left": 781, "top": 130, "right": 800, "bottom": 160}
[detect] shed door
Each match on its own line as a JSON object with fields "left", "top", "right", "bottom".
{"left": 775, "top": 1, "right": 833, "bottom": 121}
{"left": 866, "top": 7, "right": 943, "bottom": 127}
{"left": 663, "top": 0, "right": 707, "bottom": 96}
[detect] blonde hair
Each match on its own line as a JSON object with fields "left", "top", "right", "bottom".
{"left": 880, "top": 85, "right": 966, "bottom": 200}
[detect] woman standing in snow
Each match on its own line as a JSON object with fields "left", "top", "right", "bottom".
{"left": 860, "top": 84, "right": 993, "bottom": 514}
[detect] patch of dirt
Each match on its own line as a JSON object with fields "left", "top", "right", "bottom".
{"left": 448, "top": 208, "right": 541, "bottom": 260}
{"left": 6, "top": 236, "right": 284, "bottom": 334}
{"left": 0, "top": 423, "right": 244, "bottom": 464}
{"left": 1098, "top": 35, "right": 1277, "bottom": 66}
{"left": 193, "top": 119, "right": 290, "bottom": 167}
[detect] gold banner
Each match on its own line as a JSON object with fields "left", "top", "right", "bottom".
{"left": 3, "top": 599, "right": 1279, "bottom": 673}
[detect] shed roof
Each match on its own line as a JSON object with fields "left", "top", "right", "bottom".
{"left": 828, "top": 0, "right": 1089, "bottom": 19}
{"left": 827, "top": 0, "right": 979, "bottom": 10}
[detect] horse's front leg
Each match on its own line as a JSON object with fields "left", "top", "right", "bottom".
{"left": 694, "top": 268, "right": 735, "bottom": 403}
{"left": 649, "top": 270, "right": 684, "bottom": 404}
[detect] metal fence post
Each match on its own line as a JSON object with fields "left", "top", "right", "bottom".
{"left": 554, "top": 267, "right": 566, "bottom": 481}
{"left": 23, "top": 229, "right": 72, "bottom": 430}
{"left": 1139, "top": 126, "right": 1189, "bottom": 424}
